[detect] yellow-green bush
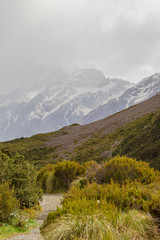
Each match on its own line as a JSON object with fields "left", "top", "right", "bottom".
{"left": 37, "top": 163, "right": 55, "bottom": 183}
{"left": 38, "top": 160, "right": 85, "bottom": 192}
{"left": 104, "top": 156, "right": 157, "bottom": 184}
{"left": 53, "top": 160, "right": 84, "bottom": 189}
{"left": 0, "top": 182, "right": 19, "bottom": 221}
{"left": 86, "top": 156, "right": 158, "bottom": 184}
{"left": 65, "top": 181, "right": 160, "bottom": 216}
{"left": 37, "top": 164, "right": 55, "bottom": 192}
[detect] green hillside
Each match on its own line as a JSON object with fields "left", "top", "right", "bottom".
{"left": 0, "top": 94, "right": 160, "bottom": 169}
{"left": 71, "top": 111, "right": 160, "bottom": 169}
{"left": 113, "top": 112, "right": 160, "bottom": 169}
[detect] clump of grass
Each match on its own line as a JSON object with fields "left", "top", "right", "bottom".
{"left": 42, "top": 210, "right": 159, "bottom": 240}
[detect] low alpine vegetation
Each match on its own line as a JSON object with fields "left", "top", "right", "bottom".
{"left": 37, "top": 160, "right": 84, "bottom": 192}
{"left": 41, "top": 156, "right": 160, "bottom": 240}
{"left": 0, "top": 152, "right": 42, "bottom": 238}
{"left": 86, "top": 156, "right": 157, "bottom": 184}
{"left": 0, "top": 153, "right": 42, "bottom": 208}
{"left": 0, "top": 182, "right": 19, "bottom": 221}
{"left": 43, "top": 210, "right": 159, "bottom": 240}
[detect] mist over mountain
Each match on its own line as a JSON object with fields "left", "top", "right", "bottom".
{"left": 1, "top": 65, "right": 160, "bottom": 142}
{"left": 0, "top": 66, "right": 133, "bottom": 141}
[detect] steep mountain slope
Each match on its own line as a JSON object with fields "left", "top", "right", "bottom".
{"left": 1, "top": 94, "right": 160, "bottom": 169}
{"left": 0, "top": 67, "right": 133, "bottom": 141}
{"left": 83, "top": 73, "right": 160, "bottom": 123}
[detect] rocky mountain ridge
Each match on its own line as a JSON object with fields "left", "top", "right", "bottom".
{"left": 83, "top": 73, "right": 160, "bottom": 123}
{"left": 0, "top": 66, "right": 133, "bottom": 141}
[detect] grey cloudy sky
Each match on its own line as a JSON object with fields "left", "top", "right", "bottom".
{"left": 0, "top": 0, "right": 160, "bottom": 93}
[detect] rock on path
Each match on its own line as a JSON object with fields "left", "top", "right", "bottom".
{"left": 7, "top": 193, "right": 63, "bottom": 240}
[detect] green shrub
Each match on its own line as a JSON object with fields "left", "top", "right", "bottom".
{"left": 37, "top": 164, "right": 55, "bottom": 183}
{"left": 0, "top": 182, "right": 19, "bottom": 221}
{"left": 8, "top": 211, "right": 29, "bottom": 228}
{"left": 64, "top": 181, "right": 160, "bottom": 217}
{"left": 0, "top": 153, "right": 42, "bottom": 208}
{"left": 104, "top": 156, "right": 157, "bottom": 184}
{"left": 37, "top": 164, "right": 55, "bottom": 192}
{"left": 53, "top": 160, "right": 84, "bottom": 189}
{"left": 8, "top": 212, "right": 20, "bottom": 227}
{"left": 86, "top": 156, "right": 157, "bottom": 184}
{"left": 40, "top": 160, "right": 85, "bottom": 192}
{"left": 10, "top": 157, "right": 42, "bottom": 208}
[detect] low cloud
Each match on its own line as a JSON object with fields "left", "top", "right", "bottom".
{"left": 0, "top": 0, "right": 160, "bottom": 93}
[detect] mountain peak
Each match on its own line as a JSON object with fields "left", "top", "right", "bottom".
{"left": 0, "top": 67, "right": 133, "bottom": 141}
{"left": 83, "top": 72, "right": 160, "bottom": 124}
{"left": 67, "top": 68, "right": 107, "bottom": 88}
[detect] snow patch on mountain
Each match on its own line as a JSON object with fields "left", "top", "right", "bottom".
{"left": 0, "top": 67, "right": 134, "bottom": 141}
{"left": 83, "top": 73, "right": 160, "bottom": 124}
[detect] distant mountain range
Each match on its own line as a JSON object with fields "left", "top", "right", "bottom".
{"left": 0, "top": 66, "right": 160, "bottom": 141}
{"left": 1, "top": 93, "right": 160, "bottom": 169}
{"left": 0, "top": 66, "right": 133, "bottom": 141}
{"left": 82, "top": 73, "right": 160, "bottom": 124}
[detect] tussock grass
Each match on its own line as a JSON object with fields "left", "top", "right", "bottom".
{"left": 42, "top": 210, "right": 159, "bottom": 240}
{"left": 41, "top": 156, "right": 160, "bottom": 239}
{"left": 64, "top": 181, "right": 160, "bottom": 216}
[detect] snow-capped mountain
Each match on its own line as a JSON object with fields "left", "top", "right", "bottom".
{"left": 0, "top": 65, "right": 68, "bottom": 105}
{"left": 0, "top": 67, "right": 134, "bottom": 141}
{"left": 83, "top": 73, "right": 160, "bottom": 124}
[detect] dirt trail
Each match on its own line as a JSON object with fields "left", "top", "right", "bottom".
{"left": 7, "top": 193, "right": 63, "bottom": 240}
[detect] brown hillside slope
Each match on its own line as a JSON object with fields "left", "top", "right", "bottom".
{"left": 1, "top": 93, "right": 160, "bottom": 166}
{"left": 46, "top": 93, "right": 160, "bottom": 152}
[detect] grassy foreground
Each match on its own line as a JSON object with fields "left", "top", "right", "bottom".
{"left": 43, "top": 210, "right": 158, "bottom": 240}
{"left": 41, "top": 156, "right": 160, "bottom": 240}
{"left": 0, "top": 220, "right": 37, "bottom": 240}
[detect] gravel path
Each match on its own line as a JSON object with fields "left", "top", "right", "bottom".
{"left": 7, "top": 193, "right": 63, "bottom": 240}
